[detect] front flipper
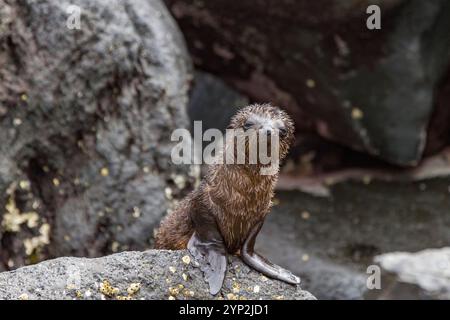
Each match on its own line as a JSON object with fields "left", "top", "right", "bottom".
{"left": 188, "top": 204, "right": 227, "bottom": 295}
{"left": 241, "top": 221, "right": 301, "bottom": 285}
{"left": 188, "top": 232, "right": 227, "bottom": 295}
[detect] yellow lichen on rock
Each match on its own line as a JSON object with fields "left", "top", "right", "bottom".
{"left": 23, "top": 223, "right": 50, "bottom": 256}
{"left": 52, "top": 178, "right": 60, "bottom": 186}
{"left": 301, "top": 211, "right": 311, "bottom": 220}
{"left": 111, "top": 241, "right": 119, "bottom": 252}
{"left": 18, "top": 293, "right": 29, "bottom": 300}
{"left": 168, "top": 286, "right": 179, "bottom": 296}
{"left": 351, "top": 107, "right": 364, "bottom": 120}
{"left": 127, "top": 283, "right": 141, "bottom": 295}
{"left": 306, "top": 79, "right": 316, "bottom": 88}
{"left": 171, "top": 174, "right": 187, "bottom": 189}
{"left": 168, "top": 283, "right": 185, "bottom": 298}
{"left": 181, "top": 255, "right": 191, "bottom": 265}
{"left": 1, "top": 185, "right": 50, "bottom": 258}
{"left": 132, "top": 206, "right": 141, "bottom": 218}
{"left": 182, "top": 289, "right": 194, "bottom": 297}
{"left": 66, "top": 283, "right": 77, "bottom": 290}
{"left": 19, "top": 180, "right": 31, "bottom": 190}
{"left": 100, "top": 167, "right": 109, "bottom": 177}
{"left": 99, "top": 280, "right": 120, "bottom": 297}
{"left": 232, "top": 282, "right": 240, "bottom": 293}
{"left": 226, "top": 293, "right": 239, "bottom": 300}
{"left": 2, "top": 194, "right": 39, "bottom": 232}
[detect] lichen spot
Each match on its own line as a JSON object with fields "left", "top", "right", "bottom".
{"left": 182, "top": 255, "right": 191, "bottom": 265}
{"left": 100, "top": 167, "right": 109, "bottom": 177}
{"left": 99, "top": 280, "right": 119, "bottom": 297}
{"left": 306, "top": 79, "right": 316, "bottom": 88}
{"left": 18, "top": 293, "right": 29, "bottom": 300}
{"left": 351, "top": 108, "right": 364, "bottom": 120}
{"left": 127, "top": 283, "right": 141, "bottom": 295}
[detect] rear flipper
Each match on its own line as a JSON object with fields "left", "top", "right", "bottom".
{"left": 188, "top": 203, "right": 227, "bottom": 295}
{"left": 188, "top": 232, "right": 227, "bottom": 295}
{"left": 241, "top": 221, "right": 300, "bottom": 285}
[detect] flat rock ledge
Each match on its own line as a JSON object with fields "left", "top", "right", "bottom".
{"left": 0, "top": 250, "right": 316, "bottom": 300}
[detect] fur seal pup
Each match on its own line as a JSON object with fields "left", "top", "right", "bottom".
{"left": 155, "top": 103, "right": 300, "bottom": 294}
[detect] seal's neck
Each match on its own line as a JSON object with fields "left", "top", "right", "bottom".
{"left": 227, "top": 163, "right": 279, "bottom": 186}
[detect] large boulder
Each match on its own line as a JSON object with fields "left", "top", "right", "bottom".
{"left": 0, "top": 250, "right": 316, "bottom": 300}
{"left": 165, "top": 0, "right": 450, "bottom": 165}
{"left": 188, "top": 71, "right": 248, "bottom": 133}
{"left": 0, "top": 0, "right": 195, "bottom": 270}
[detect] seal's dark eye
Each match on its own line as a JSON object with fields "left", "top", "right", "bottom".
{"left": 243, "top": 121, "right": 254, "bottom": 131}
{"left": 279, "top": 128, "right": 287, "bottom": 137}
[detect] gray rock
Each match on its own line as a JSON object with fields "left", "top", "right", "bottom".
{"left": 257, "top": 177, "right": 450, "bottom": 299}
{"left": 187, "top": 71, "right": 249, "bottom": 166}
{"left": 0, "top": 0, "right": 194, "bottom": 269}
{"left": 188, "top": 71, "right": 248, "bottom": 133}
{"left": 166, "top": 0, "right": 450, "bottom": 165}
{"left": 370, "top": 248, "right": 450, "bottom": 300}
{"left": 0, "top": 250, "right": 316, "bottom": 300}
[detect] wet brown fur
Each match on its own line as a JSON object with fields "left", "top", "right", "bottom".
{"left": 154, "top": 104, "right": 294, "bottom": 253}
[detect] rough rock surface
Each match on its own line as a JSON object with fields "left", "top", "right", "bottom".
{"left": 370, "top": 248, "right": 450, "bottom": 300}
{"left": 0, "top": 0, "right": 194, "bottom": 270}
{"left": 0, "top": 250, "right": 316, "bottom": 300}
{"left": 166, "top": 0, "right": 450, "bottom": 165}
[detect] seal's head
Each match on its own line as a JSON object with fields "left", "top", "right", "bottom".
{"left": 227, "top": 103, "right": 295, "bottom": 163}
